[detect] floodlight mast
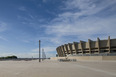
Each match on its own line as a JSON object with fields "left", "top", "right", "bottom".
{"left": 39, "top": 40, "right": 41, "bottom": 62}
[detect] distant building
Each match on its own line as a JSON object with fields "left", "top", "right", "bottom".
{"left": 56, "top": 36, "right": 116, "bottom": 57}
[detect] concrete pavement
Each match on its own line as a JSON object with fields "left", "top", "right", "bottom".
{"left": 0, "top": 60, "right": 116, "bottom": 77}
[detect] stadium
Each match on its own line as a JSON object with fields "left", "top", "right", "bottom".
{"left": 56, "top": 36, "right": 116, "bottom": 57}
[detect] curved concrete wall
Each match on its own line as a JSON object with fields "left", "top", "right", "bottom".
{"left": 51, "top": 56, "right": 116, "bottom": 61}
{"left": 56, "top": 36, "right": 116, "bottom": 57}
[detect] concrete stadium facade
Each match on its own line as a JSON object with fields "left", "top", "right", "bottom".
{"left": 56, "top": 36, "right": 116, "bottom": 57}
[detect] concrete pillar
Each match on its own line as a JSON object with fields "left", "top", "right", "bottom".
{"left": 80, "top": 41, "right": 83, "bottom": 54}
{"left": 68, "top": 43, "right": 73, "bottom": 54}
{"left": 97, "top": 37, "right": 100, "bottom": 53}
{"left": 57, "top": 47, "right": 61, "bottom": 57}
{"left": 88, "top": 39, "right": 91, "bottom": 54}
{"left": 56, "top": 48, "right": 59, "bottom": 57}
{"left": 64, "top": 44, "right": 69, "bottom": 55}
{"left": 73, "top": 42, "right": 78, "bottom": 54}
{"left": 61, "top": 45, "right": 66, "bottom": 56}
{"left": 58, "top": 46, "right": 62, "bottom": 57}
{"left": 108, "top": 36, "right": 111, "bottom": 53}
{"left": 59, "top": 46, "right": 64, "bottom": 57}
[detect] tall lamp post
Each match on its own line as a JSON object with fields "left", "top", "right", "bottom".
{"left": 39, "top": 40, "right": 41, "bottom": 62}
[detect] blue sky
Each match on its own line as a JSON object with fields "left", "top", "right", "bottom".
{"left": 0, "top": 0, "right": 116, "bottom": 58}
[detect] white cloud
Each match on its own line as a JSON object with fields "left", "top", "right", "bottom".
{"left": 32, "top": 46, "right": 56, "bottom": 57}
{"left": 17, "top": 52, "right": 39, "bottom": 58}
{"left": 22, "top": 40, "right": 30, "bottom": 43}
{"left": 3, "top": 0, "right": 115, "bottom": 58}
{"left": 0, "top": 22, "right": 7, "bottom": 32}
{"left": 0, "top": 36, "right": 8, "bottom": 41}
{"left": 45, "top": 53, "right": 56, "bottom": 58}
{"left": 63, "top": 0, "right": 116, "bottom": 15}
{"left": 44, "top": 0, "right": 116, "bottom": 44}
{"left": 32, "top": 46, "right": 56, "bottom": 53}
{"left": 59, "top": 0, "right": 116, "bottom": 20}
{"left": 19, "top": 6, "right": 27, "bottom": 11}
{"left": 47, "top": 16, "right": 116, "bottom": 35}
{"left": 42, "top": 0, "right": 47, "bottom": 3}
{"left": 26, "top": 1, "right": 116, "bottom": 59}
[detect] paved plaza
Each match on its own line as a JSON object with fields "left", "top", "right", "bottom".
{"left": 0, "top": 60, "right": 116, "bottom": 77}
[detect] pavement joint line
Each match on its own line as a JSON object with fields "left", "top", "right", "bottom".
{"left": 72, "top": 63, "right": 116, "bottom": 76}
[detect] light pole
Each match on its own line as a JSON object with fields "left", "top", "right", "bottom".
{"left": 39, "top": 40, "right": 41, "bottom": 62}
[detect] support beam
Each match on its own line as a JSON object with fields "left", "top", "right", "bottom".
{"left": 108, "top": 36, "right": 111, "bottom": 53}
{"left": 59, "top": 46, "right": 64, "bottom": 57}
{"left": 68, "top": 43, "right": 73, "bottom": 54}
{"left": 61, "top": 45, "right": 66, "bottom": 56}
{"left": 97, "top": 37, "right": 100, "bottom": 53}
{"left": 58, "top": 47, "right": 61, "bottom": 57}
{"left": 56, "top": 48, "right": 58, "bottom": 56}
{"left": 57, "top": 47, "right": 59, "bottom": 57}
{"left": 56, "top": 48, "right": 60, "bottom": 57}
{"left": 73, "top": 42, "right": 78, "bottom": 54}
{"left": 60, "top": 46, "right": 64, "bottom": 57}
{"left": 88, "top": 39, "right": 91, "bottom": 54}
{"left": 64, "top": 44, "right": 69, "bottom": 55}
{"left": 80, "top": 41, "right": 83, "bottom": 54}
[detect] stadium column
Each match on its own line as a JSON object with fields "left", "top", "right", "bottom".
{"left": 80, "top": 41, "right": 84, "bottom": 55}
{"left": 68, "top": 43, "right": 73, "bottom": 54}
{"left": 59, "top": 46, "right": 64, "bottom": 57}
{"left": 108, "top": 36, "right": 111, "bottom": 53}
{"left": 56, "top": 47, "right": 60, "bottom": 56}
{"left": 58, "top": 47, "right": 62, "bottom": 57}
{"left": 64, "top": 44, "right": 69, "bottom": 56}
{"left": 73, "top": 42, "right": 78, "bottom": 54}
{"left": 97, "top": 37, "right": 100, "bottom": 54}
{"left": 56, "top": 48, "right": 58, "bottom": 56}
{"left": 56, "top": 48, "right": 60, "bottom": 57}
{"left": 88, "top": 39, "right": 91, "bottom": 54}
{"left": 61, "top": 45, "right": 66, "bottom": 57}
